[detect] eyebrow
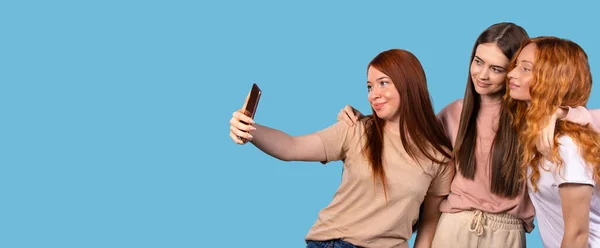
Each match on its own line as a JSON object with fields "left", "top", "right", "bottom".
{"left": 474, "top": 56, "right": 507, "bottom": 70}
{"left": 367, "top": 76, "right": 390, "bottom": 83}
{"left": 520, "top": 60, "right": 534, "bottom": 65}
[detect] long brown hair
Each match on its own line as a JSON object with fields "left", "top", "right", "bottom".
{"left": 506, "top": 37, "right": 600, "bottom": 191}
{"left": 453, "top": 22, "right": 529, "bottom": 198}
{"left": 362, "top": 49, "right": 453, "bottom": 198}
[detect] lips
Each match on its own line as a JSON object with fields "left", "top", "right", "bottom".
{"left": 373, "top": 102, "right": 386, "bottom": 110}
{"left": 509, "top": 80, "right": 520, "bottom": 89}
{"left": 476, "top": 80, "right": 491, "bottom": 88}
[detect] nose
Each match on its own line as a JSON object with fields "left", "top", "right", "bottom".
{"left": 507, "top": 68, "right": 517, "bottom": 79}
{"left": 368, "top": 87, "right": 381, "bottom": 101}
{"left": 478, "top": 67, "right": 490, "bottom": 80}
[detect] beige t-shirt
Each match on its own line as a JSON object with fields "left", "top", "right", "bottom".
{"left": 304, "top": 120, "right": 453, "bottom": 248}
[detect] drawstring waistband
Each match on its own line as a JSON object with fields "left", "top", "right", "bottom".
{"left": 461, "top": 210, "right": 523, "bottom": 236}
{"left": 469, "top": 210, "right": 485, "bottom": 236}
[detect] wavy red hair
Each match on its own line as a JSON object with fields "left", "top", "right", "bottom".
{"left": 506, "top": 36, "right": 600, "bottom": 190}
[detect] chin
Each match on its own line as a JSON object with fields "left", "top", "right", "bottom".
{"left": 473, "top": 87, "right": 487, "bottom": 95}
{"left": 374, "top": 111, "right": 389, "bottom": 120}
{"left": 509, "top": 93, "right": 528, "bottom": 101}
{"left": 375, "top": 113, "right": 387, "bottom": 119}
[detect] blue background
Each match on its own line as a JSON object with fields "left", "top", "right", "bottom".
{"left": 2, "top": 0, "right": 599, "bottom": 247}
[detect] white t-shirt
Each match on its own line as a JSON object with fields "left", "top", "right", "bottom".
{"left": 528, "top": 136, "right": 600, "bottom": 248}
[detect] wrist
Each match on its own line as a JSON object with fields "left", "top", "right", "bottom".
{"left": 556, "top": 106, "right": 569, "bottom": 119}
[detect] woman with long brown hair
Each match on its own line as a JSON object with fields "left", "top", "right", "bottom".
{"left": 337, "top": 23, "right": 599, "bottom": 247}
{"left": 507, "top": 36, "right": 600, "bottom": 248}
{"left": 228, "top": 49, "right": 453, "bottom": 248}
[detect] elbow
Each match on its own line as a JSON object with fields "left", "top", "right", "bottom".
{"left": 278, "top": 156, "right": 293, "bottom": 162}
{"left": 277, "top": 148, "right": 296, "bottom": 162}
{"left": 562, "top": 228, "right": 589, "bottom": 248}
{"left": 278, "top": 137, "right": 297, "bottom": 162}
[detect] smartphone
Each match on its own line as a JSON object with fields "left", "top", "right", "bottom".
{"left": 243, "top": 83, "right": 262, "bottom": 120}
{"left": 239, "top": 83, "right": 261, "bottom": 143}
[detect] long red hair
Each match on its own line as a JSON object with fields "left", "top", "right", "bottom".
{"left": 362, "top": 49, "right": 453, "bottom": 198}
{"left": 506, "top": 37, "right": 600, "bottom": 190}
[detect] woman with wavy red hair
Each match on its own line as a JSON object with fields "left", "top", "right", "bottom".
{"left": 229, "top": 49, "right": 453, "bottom": 248}
{"left": 507, "top": 36, "right": 600, "bottom": 248}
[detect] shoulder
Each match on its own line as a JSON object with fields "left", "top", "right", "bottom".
{"left": 553, "top": 135, "right": 595, "bottom": 186}
{"left": 438, "top": 99, "right": 463, "bottom": 119}
{"left": 317, "top": 117, "right": 368, "bottom": 141}
{"left": 557, "top": 135, "right": 578, "bottom": 154}
{"left": 558, "top": 135, "right": 581, "bottom": 164}
{"left": 556, "top": 135, "right": 586, "bottom": 166}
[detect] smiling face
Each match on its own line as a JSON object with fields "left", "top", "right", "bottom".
{"left": 508, "top": 43, "right": 536, "bottom": 101}
{"left": 470, "top": 42, "right": 510, "bottom": 100}
{"left": 367, "top": 66, "right": 401, "bottom": 122}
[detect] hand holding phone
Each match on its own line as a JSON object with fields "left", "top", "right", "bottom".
{"left": 238, "top": 83, "right": 261, "bottom": 143}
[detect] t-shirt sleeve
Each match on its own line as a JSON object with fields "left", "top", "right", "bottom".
{"left": 315, "top": 121, "right": 357, "bottom": 163}
{"left": 554, "top": 136, "right": 596, "bottom": 187}
{"left": 436, "top": 108, "right": 451, "bottom": 143}
{"left": 436, "top": 99, "right": 462, "bottom": 146}
{"left": 427, "top": 159, "right": 455, "bottom": 196}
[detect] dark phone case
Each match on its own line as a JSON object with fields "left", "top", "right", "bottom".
{"left": 240, "top": 84, "right": 261, "bottom": 142}
{"left": 243, "top": 83, "right": 261, "bottom": 119}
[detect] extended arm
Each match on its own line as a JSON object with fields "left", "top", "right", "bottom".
{"left": 229, "top": 110, "right": 327, "bottom": 162}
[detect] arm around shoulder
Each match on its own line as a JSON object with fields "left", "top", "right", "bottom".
{"left": 561, "top": 106, "right": 600, "bottom": 132}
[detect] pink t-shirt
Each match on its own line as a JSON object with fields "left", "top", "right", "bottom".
{"left": 436, "top": 101, "right": 599, "bottom": 232}
{"left": 437, "top": 99, "right": 535, "bottom": 231}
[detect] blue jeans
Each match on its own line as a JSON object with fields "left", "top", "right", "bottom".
{"left": 306, "top": 240, "right": 360, "bottom": 248}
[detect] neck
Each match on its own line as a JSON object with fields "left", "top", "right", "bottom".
{"left": 384, "top": 118, "right": 401, "bottom": 135}
{"left": 480, "top": 92, "right": 503, "bottom": 104}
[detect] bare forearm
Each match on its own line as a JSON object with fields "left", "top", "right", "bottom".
{"left": 414, "top": 213, "right": 441, "bottom": 248}
{"left": 414, "top": 195, "right": 445, "bottom": 248}
{"left": 559, "top": 183, "right": 593, "bottom": 248}
{"left": 589, "top": 109, "right": 600, "bottom": 132}
{"left": 249, "top": 124, "right": 297, "bottom": 161}
{"left": 230, "top": 110, "right": 327, "bottom": 161}
{"left": 561, "top": 231, "right": 588, "bottom": 248}
{"left": 561, "top": 107, "right": 600, "bottom": 132}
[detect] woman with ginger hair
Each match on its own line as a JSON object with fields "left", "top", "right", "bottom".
{"left": 507, "top": 36, "right": 600, "bottom": 248}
